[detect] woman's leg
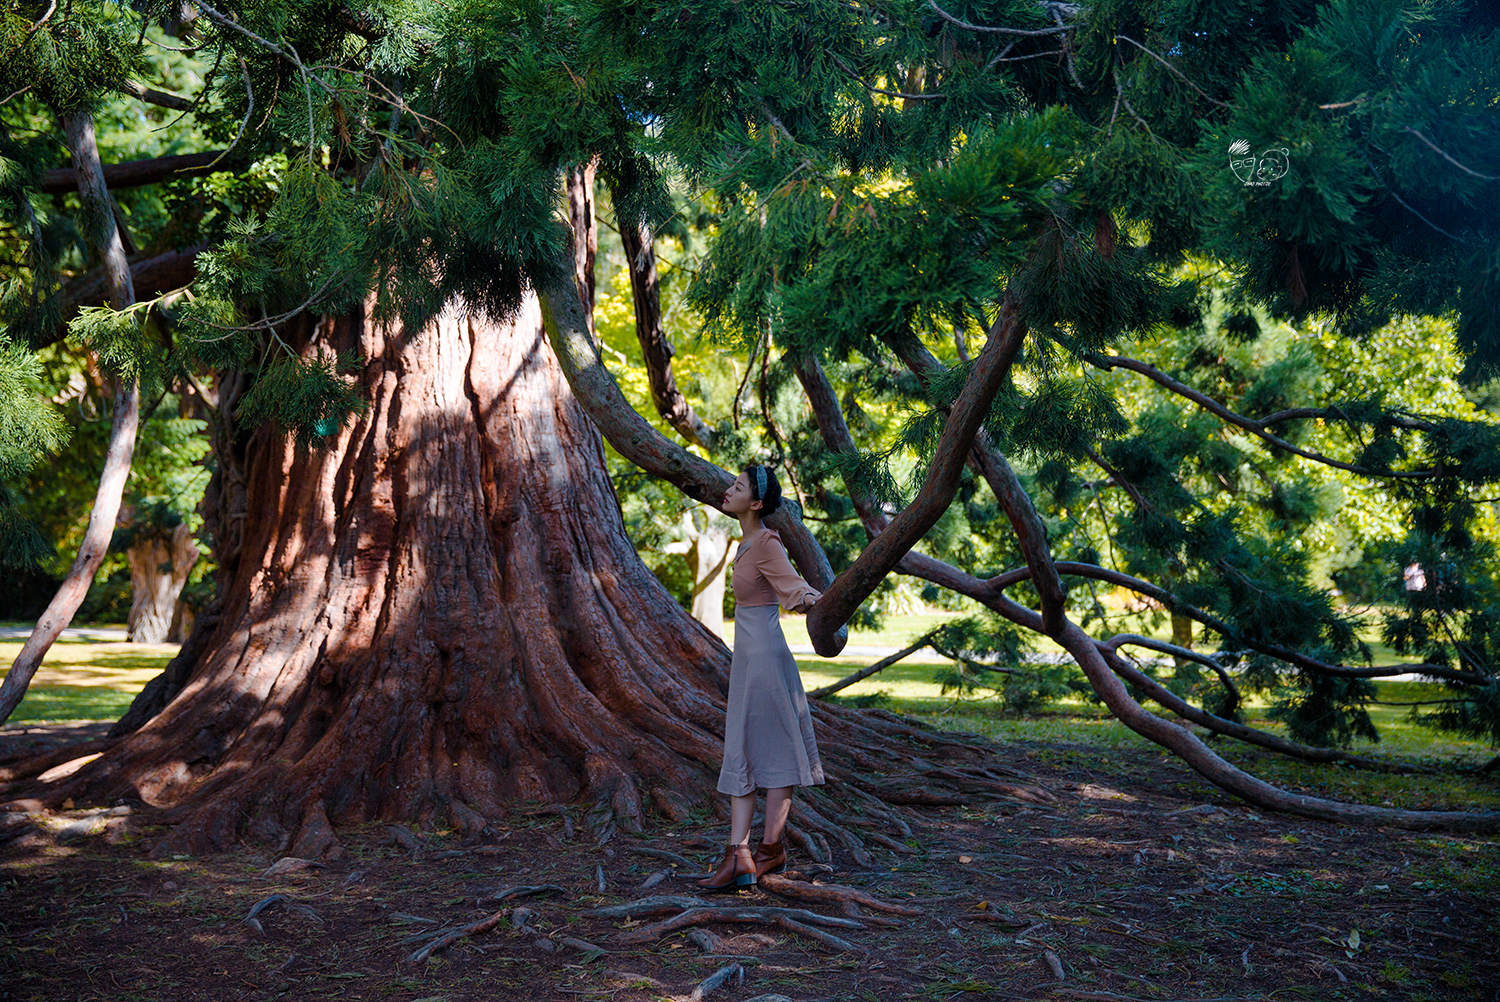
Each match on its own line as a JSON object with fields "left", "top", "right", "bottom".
{"left": 763, "top": 786, "right": 793, "bottom": 843}
{"left": 698, "top": 792, "right": 759, "bottom": 890}
{"left": 729, "top": 791, "right": 756, "bottom": 845}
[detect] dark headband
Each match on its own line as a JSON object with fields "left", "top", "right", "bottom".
{"left": 753, "top": 466, "right": 768, "bottom": 501}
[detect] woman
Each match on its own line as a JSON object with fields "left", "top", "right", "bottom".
{"left": 698, "top": 464, "right": 824, "bottom": 892}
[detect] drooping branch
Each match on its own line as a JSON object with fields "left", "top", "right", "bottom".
{"left": 1032, "top": 594, "right": 1500, "bottom": 831}
{"left": 1098, "top": 641, "right": 1432, "bottom": 774}
{"left": 1105, "top": 632, "right": 1242, "bottom": 718}
{"left": 39, "top": 151, "right": 232, "bottom": 195}
{"left": 1000, "top": 561, "right": 1483, "bottom": 686}
{"left": 804, "top": 295, "right": 1029, "bottom": 652}
{"left": 538, "top": 225, "right": 846, "bottom": 656}
{"left": 794, "top": 361, "right": 1493, "bottom": 819}
{"left": 0, "top": 109, "right": 140, "bottom": 726}
{"left": 615, "top": 203, "right": 715, "bottom": 449}
{"left": 808, "top": 631, "right": 941, "bottom": 699}
{"left": 889, "top": 331, "right": 1068, "bottom": 635}
{"left": 1089, "top": 354, "right": 1437, "bottom": 478}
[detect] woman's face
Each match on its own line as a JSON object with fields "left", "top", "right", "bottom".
{"left": 721, "top": 472, "right": 761, "bottom": 516}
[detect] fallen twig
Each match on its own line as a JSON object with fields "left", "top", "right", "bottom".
{"left": 243, "top": 894, "right": 323, "bottom": 934}
{"left": 475, "top": 884, "right": 565, "bottom": 906}
{"left": 627, "top": 845, "right": 701, "bottom": 869}
{"left": 407, "top": 908, "right": 509, "bottom": 963}
{"left": 690, "top": 962, "right": 744, "bottom": 1000}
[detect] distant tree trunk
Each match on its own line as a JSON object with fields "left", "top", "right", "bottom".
{"left": 20, "top": 295, "right": 738, "bottom": 854}
{"left": 686, "top": 512, "right": 734, "bottom": 638}
{"left": 0, "top": 108, "right": 139, "bottom": 725}
{"left": 126, "top": 522, "right": 199, "bottom": 644}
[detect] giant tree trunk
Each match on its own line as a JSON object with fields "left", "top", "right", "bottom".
{"left": 126, "top": 522, "right": 200, "bottom": 644}
{"left": 13, "top": 295, "right": 740, "bottom": 854}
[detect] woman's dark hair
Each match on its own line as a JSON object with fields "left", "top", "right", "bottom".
{"left": 744, "top": 464, "right": 783, "bottom": 516}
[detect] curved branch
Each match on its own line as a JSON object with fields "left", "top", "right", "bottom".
{"left": 997, "top": 592, "right": 1500, "bottom": 831}
{"left": 1090, "top": 354, "right": 1437, "bottom": 478}
{"left": 1403, "top": 128, "right": 1499, "bottom": 181}
{"left": 998, "top": 561, "right": 1481, "bottom": 686}
{"left": 616, "top": 205, "right": 715, "bottom": 448}
{"left": 927, "top": 1, "right": 1074, "bottom": 36}
{"left": 1104, "top": 632, "right": 1241, "bottom": 718}
{"left": 1, "top": 109, "right": 140, "bottom": 726}
{"left": 1099, "top": 644, "right": 1432, "bottom": 774}
{"left": 538, "top": 268, "right": 846, "bottom": 656}
{"left": 889, "top": 332, "right": 1067, "bottom": 635}
{"left": 804, "top": 295, "right": 1028, "bottom": 651}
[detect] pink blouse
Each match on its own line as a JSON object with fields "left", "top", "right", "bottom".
{"left": 731, "top": 529, "right": 822, "bottom": 611}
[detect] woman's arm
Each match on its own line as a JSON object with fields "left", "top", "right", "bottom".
{"left": 753, "top": 536, "right": 822, "bottom": 613}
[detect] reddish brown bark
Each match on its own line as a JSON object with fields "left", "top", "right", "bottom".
{"left": 10, "top": 296, "right": 739, "bottom": 852}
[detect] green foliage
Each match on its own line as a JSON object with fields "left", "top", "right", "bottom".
{"left": 239, "top": 347, "right": 367, "bottom": 447}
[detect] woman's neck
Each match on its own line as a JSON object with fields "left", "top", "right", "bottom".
{"left": 738, "top": 511, "right": 764, "bottom": 538}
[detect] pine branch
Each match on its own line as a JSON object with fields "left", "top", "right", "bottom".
{"left": 1114, "top": 35, "right": 1230, "bottom": 110}
{"left": 1403, "top": 127, "right": 1499, "bottom": 181}
{"left": 1090, "top": 354, "right": 1438, "bottom": 478}
{"left": 927, "top": 1, "right": 1074, "bottom": 37}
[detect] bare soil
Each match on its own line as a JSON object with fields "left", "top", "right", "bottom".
{"left": 2, "top": 724, "right": 1496, "bottom": 1002}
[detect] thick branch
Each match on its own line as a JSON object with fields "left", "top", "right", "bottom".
{"left": 32, "top": 244, "right": 207, "bottom": 351}
{"left": 121, "top": 80, "right": 196, "bottom": 111}
{"left": 539, "top": 276, "right": 846, "bottom": 655}
{"left": 1090, "top": 355, "right": 1435, "bottom": 478}
{"left": 890, "top": 332, "right": 1067, "bottom": 635}
{"left": 1099, "top": 643, "right": 1432, "bottom": 774}
{"left": 39, "top": 151, "right": 231, "bottom": 196}
{"left": 805, "top": 297, "right": 1028, "bottom": 652}
{"left": 617, "top": 208, "right": 715, "bottom": 449}
{"left": 1, "top": 110, "right": 140, "bottom": 726}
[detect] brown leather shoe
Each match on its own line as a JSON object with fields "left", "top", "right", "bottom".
{"left": 752, "top": 839, "right": 786, "bottom": 877}
{"left": 696, "top": 844, "right": 757, "bottom": 892}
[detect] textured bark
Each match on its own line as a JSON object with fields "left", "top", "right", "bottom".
{"left": 7, "top": 292, "right": 1015, "bottom": 851}
{"left": 15, "top": 296, "right": 739, "bottom": 852}
{"left": 0, "top": 109, "right": 140, "bottom": 726}
{"left": 126, "top": 522, "right": 200, "bottom": 644}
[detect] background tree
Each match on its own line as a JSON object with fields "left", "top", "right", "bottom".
{"left": 1, "top": 0, "right": 1498, "bottom": 856}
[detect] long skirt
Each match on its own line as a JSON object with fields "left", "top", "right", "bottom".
{"left": 716, "top": 603, "right": 825, "bottom": 797}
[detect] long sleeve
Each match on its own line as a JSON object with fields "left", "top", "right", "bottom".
{"left": 751, "top": 533, "right": 821, "bottom": 612}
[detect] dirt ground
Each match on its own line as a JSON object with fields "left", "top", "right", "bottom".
{"left": 2, "top": 724, "right": 1497, "bottom": 1002}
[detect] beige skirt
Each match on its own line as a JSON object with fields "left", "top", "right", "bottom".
{"left": 717, "top": 604, "right": 825, "bottom": 796}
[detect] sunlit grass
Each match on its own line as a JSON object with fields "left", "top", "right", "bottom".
{"left": 0, "top": 637, "right": 175, "bottom": 723}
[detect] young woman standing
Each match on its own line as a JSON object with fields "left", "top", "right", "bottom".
{"left": 698, "top": 465, "right": 825, "bottom": 892}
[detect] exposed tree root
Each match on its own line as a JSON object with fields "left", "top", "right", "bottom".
{"left": 243, "top": 895, "right": 323, "bottom": 935}
{"left": 757, "top": 873, "right": 923, "bottom": 916}
{"left": 608, "top": 905, "right": 865, "bottom": 953}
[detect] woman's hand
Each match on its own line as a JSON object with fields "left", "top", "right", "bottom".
{"left": 794, "top": 592, "right": 822, "bottom": 614}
